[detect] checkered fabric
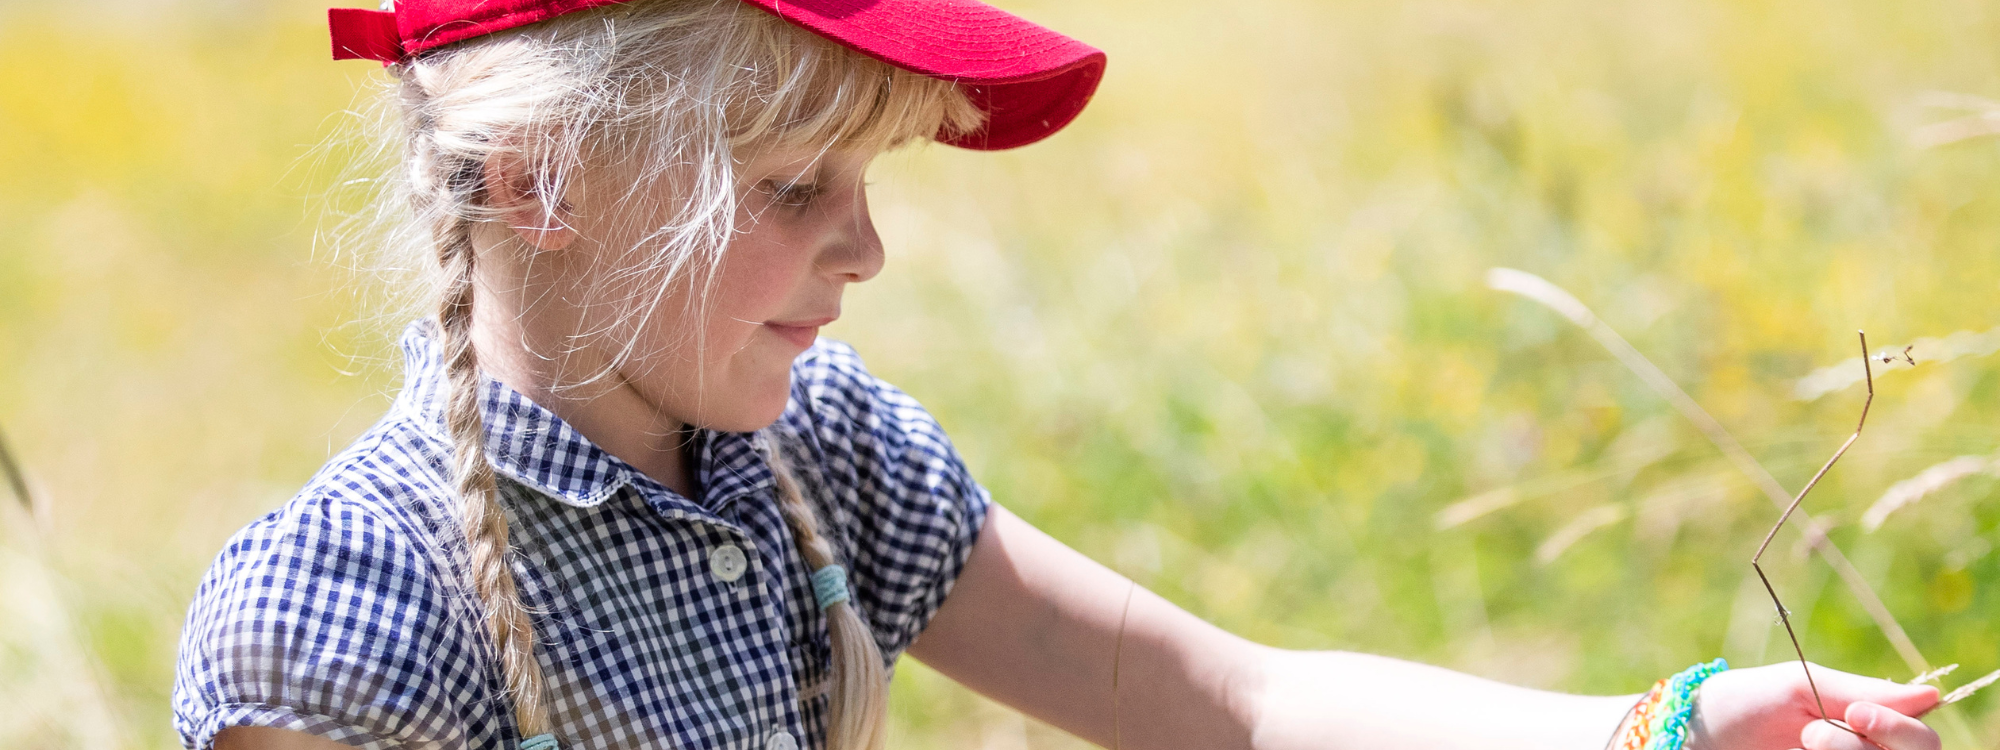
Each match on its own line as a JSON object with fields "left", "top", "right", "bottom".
{"left": 172, "top": 320, "right": 991, "bottom": 750}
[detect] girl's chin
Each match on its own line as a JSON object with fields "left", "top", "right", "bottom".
{"left": 670, "top": 344, "right": 798, "bottom": 433}
{"left": 702, "top": 403, "right": 789, "bottom": 434}
{"left": 692, "top": 380, "right": 794, "bottom": 434}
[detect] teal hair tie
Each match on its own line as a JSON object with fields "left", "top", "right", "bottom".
{"left": 811, "top": 564, "right": 851, "bottom": 610}
{"left": 519, "top": 734, "right": 559, "bottom": 750}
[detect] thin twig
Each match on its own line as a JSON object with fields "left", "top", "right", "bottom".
{"left": 1749, "top": 332, "right": 1874, "bottom": 731}
{"left": 1488, "top": 269, "right": 1931, "bottom": 675}
{"left": 1752, "top": 333, "right": 1874, "bottom": 565}
{"left": 1754, "top": 564, "right": 1831, "bottom": 721}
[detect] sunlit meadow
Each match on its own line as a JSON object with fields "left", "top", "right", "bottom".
{"left": 3, "top": 0, "right": 2000, "bottom": 746}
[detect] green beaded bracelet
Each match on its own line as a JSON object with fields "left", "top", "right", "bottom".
{"left": 1645, "top": 659, "right": 1727, "bottom": 750}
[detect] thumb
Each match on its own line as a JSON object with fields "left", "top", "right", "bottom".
{"left": 1804, "top": 664, "right": 1940, "bottom": 718}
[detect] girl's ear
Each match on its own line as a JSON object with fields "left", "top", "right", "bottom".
{"left": 483, "top": 151, "right": 581, "bottom": 251}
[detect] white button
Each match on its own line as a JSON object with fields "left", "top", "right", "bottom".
{"left": 766, "top": 731, "right": 798, "bottom": 750}
{"left": 709, "top": 544, "right": 748, "bottom": 582}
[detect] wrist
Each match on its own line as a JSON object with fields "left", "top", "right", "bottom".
{"left": 1606, "top": 659, "right": 1728, "bottom": 750}
{"left": 1604, "top": 693, "right": 1644, "bottom": 750}
{"left": 1681, "top": 683, "right": 1716, "bottom": 750}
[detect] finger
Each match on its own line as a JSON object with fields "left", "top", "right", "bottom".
{"left": 1802, "top": 663, "right": 1942, "bottom": 717}
{"left": 1801, "top": 720, "right": 1880, "bottom": 750}
{"left": 1845, "top": 701, "right": 1941, "bottom": 750}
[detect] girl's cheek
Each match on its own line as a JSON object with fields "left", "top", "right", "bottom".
{"left": 716, "top": 227, "right": 815, "bottom": 319}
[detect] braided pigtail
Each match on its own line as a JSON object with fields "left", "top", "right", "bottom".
{"left": 763, "top": 436, "right": 888, "bottom": 750}
{"left": 403, "top": 60, "right": 557, "bottom": 739}
{"left": 434, "top": 218, "right": 557, "bottom": 739}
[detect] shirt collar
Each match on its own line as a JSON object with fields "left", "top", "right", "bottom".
{"left": 391, "top": 320, "right": 774, "bottom": 513}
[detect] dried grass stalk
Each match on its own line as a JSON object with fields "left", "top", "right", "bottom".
{"left": 1915, "top": 115, "right": 2000, "bottom": 149}
{"left": 1634, "top": 474, "right": 1735, "bottom": 544}
{"left": 1938, "top": 668, "right": 2000, "bottom": 708}
{"left": 1908, "top": 664, "right": 1958, "bottom": 686}
{"left": 1912, "top": 91, "right": 2000, "bottom": 149}
{"left": 1916, "top": 91, "right": 2000, "bottom": 111}
{"left": 1535, "top": 504, "right": 1627, "bottom": 564}
{"left": 1435, "top": 429, "right": 1679, "bottom": 530}
{"left": 1436, "top": 488, "right": 1521, "bottom": 530}
{"left": 1862, "top": 455, "right": 2000, "bottom": 532}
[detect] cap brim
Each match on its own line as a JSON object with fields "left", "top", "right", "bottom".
{"left": 739, "top": 0, "right": 1106, "bottom": 150}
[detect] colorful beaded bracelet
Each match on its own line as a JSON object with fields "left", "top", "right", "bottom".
{"left": 1611, "top": 659, "right": 1728, "bottom": 750}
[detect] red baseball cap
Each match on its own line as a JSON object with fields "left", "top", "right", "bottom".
{"left": 328, "top": 0, "right": 1105, "bottom": 150}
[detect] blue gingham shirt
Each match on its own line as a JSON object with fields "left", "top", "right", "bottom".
{"left": 172, "top": 321, "right": 991, "bottom": 749}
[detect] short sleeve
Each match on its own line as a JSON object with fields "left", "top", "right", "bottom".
{"left": 785, "top": 341, "right": 992, "bottom": 661}
{"left": 172, "top": 490, "right": 487, "bottom": 750}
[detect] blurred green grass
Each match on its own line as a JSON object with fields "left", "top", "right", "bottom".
{"left": 4, "top": 0, "right": 2000, "bottom": 746}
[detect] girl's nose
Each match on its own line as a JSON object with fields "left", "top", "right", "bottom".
{"left": 821, "top": 184, "right": 885, "bottom": 284}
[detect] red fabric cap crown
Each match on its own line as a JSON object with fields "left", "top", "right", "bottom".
{"left": 329, "top": 0, "right": 1105, "bottom": 150}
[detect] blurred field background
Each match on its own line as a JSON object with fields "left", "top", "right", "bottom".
{"left": 4, "top": 0, "right": 2000, "bottom": 746}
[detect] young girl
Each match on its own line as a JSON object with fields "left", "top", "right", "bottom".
{"left": 173, "top": 1, "right": 1947, "bottom": 748}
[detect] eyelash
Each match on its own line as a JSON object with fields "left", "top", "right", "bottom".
{"left": 762, "top": 180, "right": 824, "bottom": 209}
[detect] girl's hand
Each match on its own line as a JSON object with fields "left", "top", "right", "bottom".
{"left": 1798, "top": 703, "right": 1942, "bottom": 750}
{"left": 1689, "top": 663, "right": 1940, "bottom": 750}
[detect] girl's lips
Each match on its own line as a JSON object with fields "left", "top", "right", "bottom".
{"left": 764, "top": 319, "right": 830, "bottom": 348}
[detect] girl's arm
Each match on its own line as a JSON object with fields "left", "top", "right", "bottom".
{"left": 213, "top": 727, "right": 348, "bottom": 749}
{"left": 909, "top": 506, "right": 1941, "bottom": 750}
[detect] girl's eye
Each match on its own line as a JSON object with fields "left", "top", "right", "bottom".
{"left": 761, "top": 180, "right": 823, "bottom": 208}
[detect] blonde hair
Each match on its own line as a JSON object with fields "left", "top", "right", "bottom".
{"left": 363, "top": 0, "right": 983, "bottom": 745}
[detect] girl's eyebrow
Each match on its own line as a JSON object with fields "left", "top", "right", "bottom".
{"left": 750, "top": 157, "right": 827, "bottom": 186}
{"left": 787, "top": 163, "right": 828, "bottom": 184}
